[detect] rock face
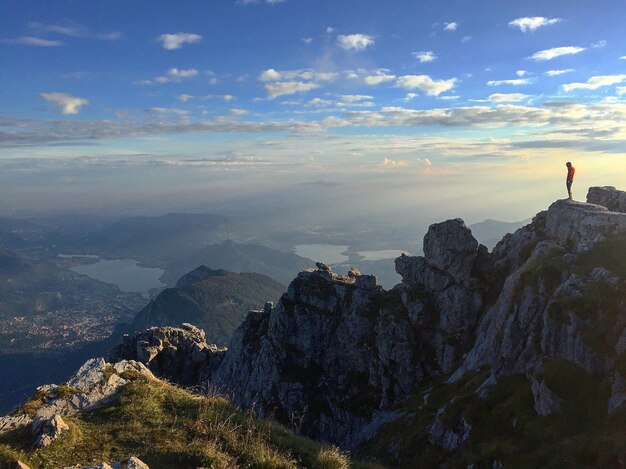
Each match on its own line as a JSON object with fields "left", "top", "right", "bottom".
{"left": 206, "top": 218, "right": 491, "bottom": 448}
{"left": 110, "top": 323, "right": 226, "bottom": 387}
{"left": 204, "top": 187, "right": 626, "bottom": 451}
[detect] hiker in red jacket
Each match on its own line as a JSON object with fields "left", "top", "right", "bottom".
{"left": 566, "top": 162, "right": 575, "bottom": 200}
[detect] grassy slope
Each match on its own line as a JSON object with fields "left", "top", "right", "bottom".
{"left": 0, "top": 372, "right": 383, "bottom": 469}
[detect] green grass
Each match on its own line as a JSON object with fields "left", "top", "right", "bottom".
{"left": 0, "top": 373, "right": 380, "bottom": 469}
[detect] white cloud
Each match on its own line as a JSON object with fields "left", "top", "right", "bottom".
{"left": 40, "top": 92, "right": 88, "bottom": 114}
{"left": 177, "top": 94, "right": 193, "bottom": 102}
{"left": 545, "top": 69, "right": 574, "bottom": 76}
{"left": 396, "top": 75, "right": 457, "bottom": 96}
{"left": 306, "top": 98, "right": 332, "bottom": 107}
{"left": 487, "top": 78, "right": 530, "bottom": 86}
{"left": 157, "top": 32, "right": 202, "bottom": 50}
{"left": 259, "top": 68, "right": 282, "bottom": 81}
{"left": 258, "top": 68, "right": 337, "bottom": 82}
{"left": 223, "top": 94, "right": 236, "bottom": 102}
{"left": 0, "top": 36, "right": 63, "bottom": 46}
{"left": 338, "top": 95, "right": 373, "bottom": 103}
{"left": 616, "top": 87, "right": 626, "bottom": 95}
{"left": 382, "top": 157, "right": 407, "bottom": 167}
{"left": 412, "top": 51, "right": 437, "bottom": 63}
{"left": 264, "top": 81, "right": 321, "bottom": 99}
{"left": 437, "top": 95, "right": 459, "bottom": 100}
{"left": 562, "top": 74, "right": 626, "bottom": 92}
{"left": 461, "top": 35, "right": 472, "bottom": 43}
{"left": 530, "top": 46, "right": 585, "bottom": 61}
{"left": 516, "top": 70, "right": 527, "bottom": 77}
{"left": 337, "top": 34, "right": 374, "bottom": 51}
{"left": 443, "top": 22, "right": 458, "bottom": 31}
{"left": 141, "top": 68, "right": 199, "bottom": 85}
{"left": 27, "top": 21, "right": 123, "bottom": 40}
{"left": 167, "top": 68, "right": 198, "bottom": 78}
{"left": 620, "top": 56, "right": 626, "bottom": 60}
{"left": 364, "top": 71, "right": 396, "bottom": 85}
{"left": 591, "top": 40, "right": 607, "bottom": 48}
{"left": 509, "top": 17, "right": 561, "bottom": 33}
{"left": 488, "top": 93, "right": 530, "bottom": 102}
{"left": 302, "top": 37, "right": 313, "bottom": 45}
{"left": 228, "top": 108, "right": 249, "bottom": 116}
{"left": 146, "top": 107, "right": 188, "bottom": 115}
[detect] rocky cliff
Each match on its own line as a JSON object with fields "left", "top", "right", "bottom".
{"left": 207, "top": 186, "right": 626, "bottom": 464}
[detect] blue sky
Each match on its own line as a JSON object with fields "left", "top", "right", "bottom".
{"left": 1, "top": 0, "right": 625, "bottom": 220}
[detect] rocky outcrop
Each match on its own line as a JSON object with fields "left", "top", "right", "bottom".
{"left": 204, "top": 188, "right": 626, "bottom": 452}
{"left": 587, "top": 186, "right": 626, "bottom": 213}
{"left": 110, "top": 323, "right": 226, "bottom": 387}
{"left": 0, "top": 358, "right": 153, "bottom": 437}
{"left": 32, "top": 414, "right": 69, "bottom": 447}
{"left": 544, "top": 199, "right": 626, "bottom": 252}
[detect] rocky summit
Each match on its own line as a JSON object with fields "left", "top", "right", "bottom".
{"left": 2, "top": 186, "right": 625, "bottom": 468}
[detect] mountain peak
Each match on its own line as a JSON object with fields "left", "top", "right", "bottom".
{"left": 175, "top": 265, "right": 230, "bottom": 288}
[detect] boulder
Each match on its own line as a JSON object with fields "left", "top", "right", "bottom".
{"left": 32, "top": 414, "right": 69, "bottom": 448}
{"left": 110, "top": 325, "right": 227, "bottom": 387}
{"left": 545, "top": 199, "right": 626, "bottom": 252}
{"left": 423, "top": 218, "right": 479, "bottom": 282}
{"left": 587, "top": 186, "right": 626, "bottom": 213}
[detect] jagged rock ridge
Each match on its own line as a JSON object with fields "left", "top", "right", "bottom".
{"left": 205, "top": 187, "right": 626, "bottom": 458}
{"left": 107, "top": 187, "right": 626, "bottom": 463}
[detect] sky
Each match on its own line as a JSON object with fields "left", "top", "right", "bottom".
{"left": 1, "top": 0, "right": 626, "bottom": 225}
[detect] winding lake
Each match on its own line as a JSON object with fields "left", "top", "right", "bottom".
{"left": 62, "top": 255, "right": 166, "bottom": 294}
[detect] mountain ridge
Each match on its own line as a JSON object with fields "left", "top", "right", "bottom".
{"left": 2, "top": 186, "right": 625, "bottom": 468}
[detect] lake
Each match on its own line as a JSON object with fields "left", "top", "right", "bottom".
{"left": 294, "top": 244, "right": 350, "bottom": 264}
{"left": 62, "top": 255, "right": 166, "bottom": 294}
{"left": 357, "top": 250, "right": 407, "bottom": 261}
{"left": 295, "top": 244, "right": 407, "bottom": 264}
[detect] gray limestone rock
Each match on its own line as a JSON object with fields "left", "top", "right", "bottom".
{"left": 423, "top": 218, "right": 479, "bottom": 282}
{"left": 32, "top": 414, "right": 69, "bottom": 447}
{"left": 531, "top": 379, "right": 562, "bottom": 416}
{"left": 124, "top": 457, "right": 150, "bottom": 469}
{"left": 428, "top": 406, "right": 471, "bottom": 451}
{"left": 0, "top": 359, "right": 153, "bottom": 436}
{"left": 587, "top": 186, "right": 626, "bottom": 213}
{"left": 110, "top": 325, "right": 226, "bottom": 387}
{"left": 545, "top": 199, "right": 626, "bottom": 252}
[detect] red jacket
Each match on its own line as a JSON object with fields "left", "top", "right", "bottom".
{"left": 567, "top": 166, "right": 575, "bottom": 182}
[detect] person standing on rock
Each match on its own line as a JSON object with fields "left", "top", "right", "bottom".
{"left": 566, "top": 162, "right": 575, "bottom": 200}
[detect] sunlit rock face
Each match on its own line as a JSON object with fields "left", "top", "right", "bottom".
{"left": 205, "top": 187, "right": 626, "bottom": 449}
